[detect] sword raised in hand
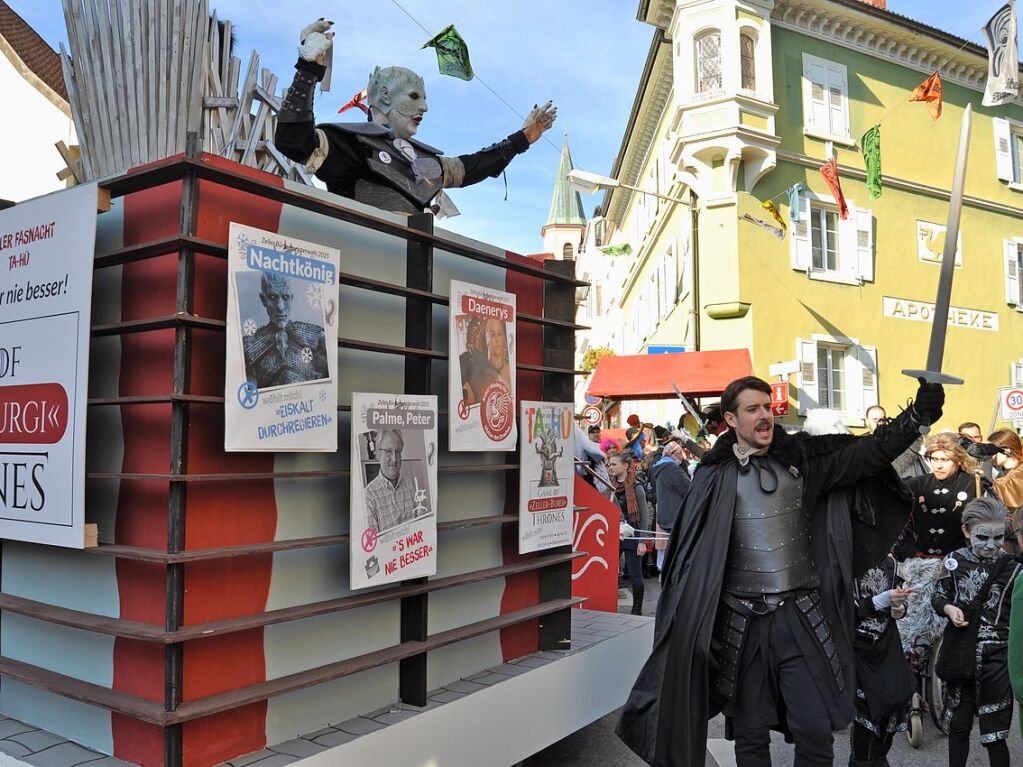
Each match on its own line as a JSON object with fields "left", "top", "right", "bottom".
{"left": 902, "top": 103, "right": 972, "bottom": 390}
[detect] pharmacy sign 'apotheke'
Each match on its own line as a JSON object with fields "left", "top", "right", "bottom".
{"left": 882, "top": 296, "right": 999, "bottom": 332}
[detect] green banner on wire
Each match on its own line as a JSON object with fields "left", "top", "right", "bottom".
{"left": 599, "top": 243, "right": 633, "bottom": 257}
{"left": 423, "top": 25, "right": 475, "bottom": 81}
{"left": 861, "top": 125, "right": 882, "bottom": 200}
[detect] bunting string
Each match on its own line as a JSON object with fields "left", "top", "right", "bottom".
{"left": 386, "top": 0, "right": 562, "bottom": 155}
{"left": 745, "top": 8, "right": 1011, "bottom": 238}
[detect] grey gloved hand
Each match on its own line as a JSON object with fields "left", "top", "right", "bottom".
{"left": 299, "top": 18, "right": 334, "bottom": 65}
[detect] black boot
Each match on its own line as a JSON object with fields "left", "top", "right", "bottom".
{"left": 630, "top": 581, "right": 645, "bottom": 615}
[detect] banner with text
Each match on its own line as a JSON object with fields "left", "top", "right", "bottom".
{"left": 350, "top": 393, "right": 438, "bottom": 589}
{"left": 0, "top": 184, "right": 98, "bottom": 547}
{"left": 448, "top": 280, "right": 517, "bottom": 451}
{"left": 519, "top": 401, "right": 574, "bottom": 554}
{"left": 225, "top": 223, "right": 340, "bottom": 451}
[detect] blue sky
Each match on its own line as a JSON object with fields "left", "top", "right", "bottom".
{"left": 5, "top": 0, "right": 1009, "bottom": 254}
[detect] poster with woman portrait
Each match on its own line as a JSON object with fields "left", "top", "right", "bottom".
{"left": 448, "top": 280, "right": 517, "bottom": 452}
{"left": 349, "top": 392, "right": 438, "bottom": 590}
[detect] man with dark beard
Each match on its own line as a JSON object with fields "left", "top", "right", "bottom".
{"left": 617, "top": 376, "right": 943, "bottom": 767}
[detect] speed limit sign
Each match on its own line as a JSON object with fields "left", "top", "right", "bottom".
{"left": 1000, "top": 387, "right": 1023, "bottom": 420}
{"left": 582, "top": 406, "right": 602, "bottom": 426}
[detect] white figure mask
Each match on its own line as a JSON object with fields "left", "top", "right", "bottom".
{"left": 367, "top": 66, "right": 428, "bottom": 140}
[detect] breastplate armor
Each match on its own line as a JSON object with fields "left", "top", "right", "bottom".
{"left": 356, "top": 134, "right": 442, "bottom": 211}
{"left": 724, "top": 458, "right": 818, "bottom": 596}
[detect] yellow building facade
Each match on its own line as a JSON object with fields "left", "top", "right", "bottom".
{"left": 595, "top": 0, "right": 1023, "bottom": 432}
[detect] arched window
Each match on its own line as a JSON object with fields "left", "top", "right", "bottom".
{"left": 563, "top": 243, "right": 575, "bottom": 260}
{"left": 740, "top": 33, "right": 756, "bottom": 91}
{"left": 695, "top": 30, "right": 722, "bottom": 94}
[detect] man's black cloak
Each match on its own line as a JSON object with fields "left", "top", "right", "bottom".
{"left": 616, "top": 421, "right": 915, "bottom": 767}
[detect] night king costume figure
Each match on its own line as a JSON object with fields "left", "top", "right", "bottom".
{"left": 617, "top": 376, "right": 943, "bottom": 767}
{"left": 932, "top": 498, "right": 1022, "bottom": 767}
{"left": 243, "top": 272, "right": 329, "bottom": 388}
{"left": 274, "top": 20, "right": 556, "bottom": 216}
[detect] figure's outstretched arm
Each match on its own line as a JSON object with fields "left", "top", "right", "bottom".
{"left": 445, "top": 102, "right": 557, "bottom": 189}
{"left": 275, "top": 20, "right": 362, "bottom": 185}
{"left": 276, "top": 21, "right": 333, "bottom": 163}
{"left": 808, "top": 379, "right": 944, "bottom": 497}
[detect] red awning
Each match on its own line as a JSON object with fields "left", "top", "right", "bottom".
{"left": 586, "top": 349, "right": 752, "bottom": 401}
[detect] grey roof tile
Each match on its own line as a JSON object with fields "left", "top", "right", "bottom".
{"left": 9, "top": 730, "right": 67, "bottom": 754}
{"left": 24, "top": 742, "right": 103, "bottom": 767}
{"left": 0, "top": 720, "right": 37, "bottom": 740}
{"left": 311, "top": 729, "right": 356, "bottom": 748}
{"left": 428, "top": 689, "right": 467, "bottom": 704}
{"left": 268, "top": 739, "right": 326, "bottom": 759}
{"left": 228, "top": 749, "right": 276, "bottom": 767}
{"left": 335, "top": 718, "right": 386, "bottom": 737}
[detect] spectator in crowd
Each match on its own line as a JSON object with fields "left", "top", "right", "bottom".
{"left": 862, "top": 402, "right": 930, "bottom": 480}
{"left": 865, "top": 404, "right": 887, "bottom": 434}
{"left": 608, "top": 451, "right": 651, "bottom": 616}
{"left": 989, "top": 429, "right": 1023, "bottom": 554}
{"left": 624, "top": 425, "right": 645, "bottom": 461}
{"left": 933, "top": 497, "right": 1021, "bottom": 767}
{"left": 650, "top": 441, "right": 691, "bottom": 571}
{"left": 587, "top": 424, "right": 602, "bottom": 443}
{"left": 959, "top": 421, "right": 984, "bottom": 443}
{"left": 574, "top": 424, "right": 612, "bottom": 497}
{"left": 897, "top": 433, "right": 981, "bottom": 679}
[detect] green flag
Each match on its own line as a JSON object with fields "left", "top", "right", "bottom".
{"left": 599, "top": 243, "right": 633, "bottom": 257}
{"left": 422, "top": 25, "right": 474, "bottom": 81}
{"left": 861, "top": 125, "right": 882, "bottom": 200}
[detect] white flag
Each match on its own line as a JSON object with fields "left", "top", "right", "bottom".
{"left": 983, "top": 1, "right": 1020, "bottom": 107}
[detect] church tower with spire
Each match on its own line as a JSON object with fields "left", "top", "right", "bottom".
{"left": 541, "top": 133, "right": 587, "bottom": 259}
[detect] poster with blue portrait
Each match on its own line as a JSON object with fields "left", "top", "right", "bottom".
{"left": 224, "top": 222, "right": 340, "bottom": 451}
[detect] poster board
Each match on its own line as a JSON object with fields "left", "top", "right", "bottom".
{"left": 224, "top": 222, "right": 340, "bottom": 451}
{"left": 518, "top": 401, "right": 574, "bottom": 554}
{"left": 448, "top": 280, "right": 517, "bottom": 452}
{"left": 0, "top": 184, "right": 98, "bottom": 547}
{"left": 350, "top": 392, "right": 438, "bottom": 589}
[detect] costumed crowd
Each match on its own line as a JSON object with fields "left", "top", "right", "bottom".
{"left": 573, "top": 377, "right": 1023, "bottom": 767}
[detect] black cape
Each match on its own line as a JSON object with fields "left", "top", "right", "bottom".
{"left": 616, "top": 421, "right": 915, "bottom": 767}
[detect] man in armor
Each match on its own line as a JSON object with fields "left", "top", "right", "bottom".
{"left": 617, "top": 375, "right": 944, "bottom": 767}
{"left": 274, "top": 20, "right": 557, "bottom": 216}
{"left": 243, "top": 272, "right": 329, "bottom": 388}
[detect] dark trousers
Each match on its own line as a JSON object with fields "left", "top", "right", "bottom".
{"left": 849, "top": 721, "right": 894, "bottom": 766}
{"left": 622, "top": 546, "right": 644, "bottom": 614}
{"left": 729, "top": 602, "right": 834, "bottom": 767}
{"left": 948, "top": 685, "right": 1010, "bottom": 767}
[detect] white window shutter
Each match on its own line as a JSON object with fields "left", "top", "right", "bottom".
{"left": 855, "top": 207, "right": 874, "bottom": 282}
{"left": 837, "top": 200, "right": 860, "bottom": 279}
{"left": 994, "top": 118, "right": 1014, "bottom": 182}
{"left": 827, "top": 63, "right": 850, "bottom": 137}
{"left": 791, "top": 195, "right": 812, "bottom": 271}
{"left": 860, "top": 345, "right": 879, "bottom": 413}
{"left": 797, "top": 338, "right": 819, "bottom": 415}
{"left": 803, "top": 58, "right": 829, "bottom": 132}
{"left": 1005, "top": 240, "right": 1020, "bottom": 307}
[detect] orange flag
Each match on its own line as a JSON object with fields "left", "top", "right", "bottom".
{"left": 909, "top": 72, "right": 943, "bottom": 120}
{"left": 819, "top": 159, "right": 849, "bottom": 220}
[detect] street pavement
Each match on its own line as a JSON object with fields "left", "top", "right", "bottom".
{"left": 525, "top": 574, "right": 1023, "bottom": 766}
